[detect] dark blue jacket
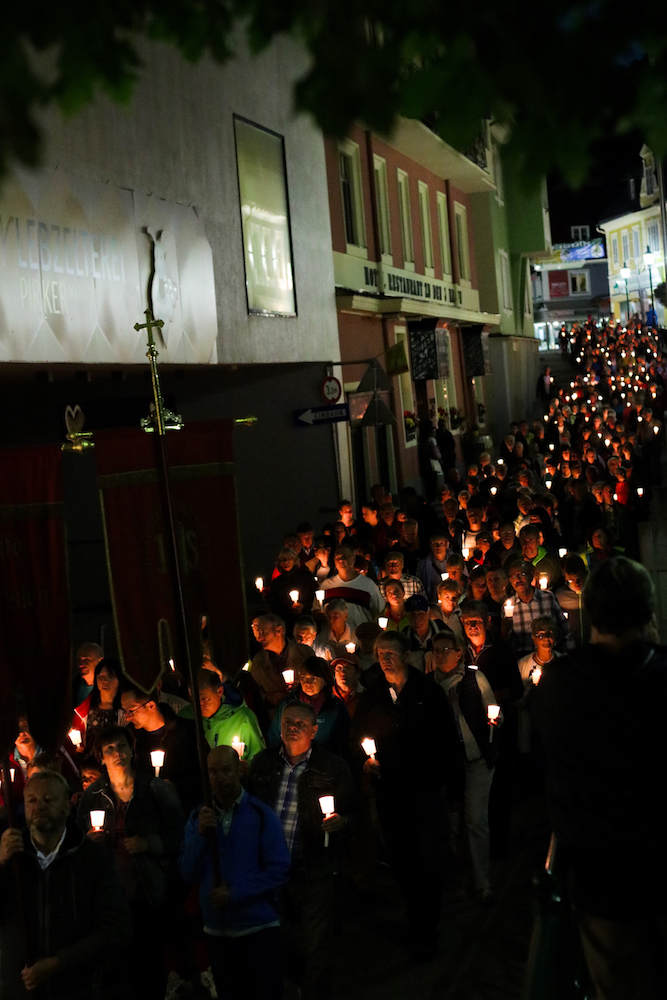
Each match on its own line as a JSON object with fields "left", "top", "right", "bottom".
{"left": 179, "top": 791, "right": 290, "bottom": 932}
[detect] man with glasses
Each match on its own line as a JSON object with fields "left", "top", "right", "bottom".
{"left": 121, "top": 682, "right": 201, "bottom": 812}
{"left": 506, "top": 561, "right": 574, "bottom": 659}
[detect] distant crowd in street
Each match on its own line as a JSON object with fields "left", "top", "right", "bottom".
{"left": 1, "top": 316, "right": 665, "bottom": 1000}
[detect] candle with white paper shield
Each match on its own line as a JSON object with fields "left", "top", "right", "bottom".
{"left": 231, "top": 736, "right": 245, "bottom": 758}
{"left": 255, "top": 577, "right": 263, "bottom": 591}
{"left": 282, "top": 669, "right": 295, "bottom": 684}
{"left": 316, "top": 590, "right": 325, "bottom": 603}
{"left": 539, "top": 576, "right": 548, "bottom": 590}
{"left": 462, "top": 548, "right": 469, "bottom": 559}
{"left": 90, "top": 810, "right": 105, "bottom": 832}
{"left": 504, "top": 599, "right": 514, "bottom": 619}
{"left": 69, "top": 728, "right": 82, "bottom": 747}
{"left": 345, "top": 643, "right": 356, "bottom": 654}
{"left": 150, "top": 750, "right": 165, "bottom": 776}
{"left": 319, "top": 795, "right": 335, "bottom": 847}
{"left": 289, "top": 590, "right": 299, "bottom": 603}
{"left": 441, "top": 572, "right": 449, "bottom": 581}
{"left": 559, "top": 548, "right": 567, "bottom": 558}
{"left": 361, "top": 738, "right": 376, "bottom": 759}
{"left": 378, "top": 617, "right": 388, "bottom": 629}
{"left": 487, "top": 704, "right": 500, "bottom": 743}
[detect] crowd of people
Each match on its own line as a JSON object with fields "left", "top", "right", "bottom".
{"left": 0, "top": 317, "right": 665, "bottom": 1000}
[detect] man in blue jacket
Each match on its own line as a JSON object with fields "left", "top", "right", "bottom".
{"left": 179, "top": 745, "right": 290, "bottom": 1000}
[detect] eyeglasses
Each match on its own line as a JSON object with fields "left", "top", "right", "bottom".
{"left": 463, "top": 620, "right": 484, "bottom": 628}
{"left": 434, "top": 646, "right": 458, "bottom": 654}
{"left": 534, "top": 631, "right": 555, "bottom": 639}
{"left": 124, "top": 702, "right": 150, "bottom": 717}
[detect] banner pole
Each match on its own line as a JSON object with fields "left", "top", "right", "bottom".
{"left": 134, "top": 310, "right": 221, "bottom": 882}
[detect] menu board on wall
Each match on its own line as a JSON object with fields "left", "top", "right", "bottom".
{"left": 408, "top": 319, "right": 450, "bottom": 380}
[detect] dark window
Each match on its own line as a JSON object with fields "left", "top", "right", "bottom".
{"left": 340, "top": 153, "right": 357, "bottom": 246}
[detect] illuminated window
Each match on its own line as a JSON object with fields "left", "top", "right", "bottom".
{"left": 611, "top": 234, "right": 619, "bottom": 266}
{"left": 647, "top": 220, "right": 660, "bottom": 253}
{"left": 234, "top": 116, "right": 296, "bottom": 316}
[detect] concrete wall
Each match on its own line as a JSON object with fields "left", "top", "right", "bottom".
{"left": 37, "top": 35, "right": 340, "bottom": 367}
{"left": 483, "top": 336, "right": 541, "bottom": 444}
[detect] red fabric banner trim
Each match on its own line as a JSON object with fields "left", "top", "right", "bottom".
{"left": 95, "top": 420, "right": 247, "bottom": 692}
{"left": 0, "top": 445, "right": 71, "bottom": 758}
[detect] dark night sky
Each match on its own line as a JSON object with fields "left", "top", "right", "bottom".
{"left": 547, "top": 130, "right": 648, "bottom": 244}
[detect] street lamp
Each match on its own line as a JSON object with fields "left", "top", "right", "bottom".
{"left": 643, "top": 246, "right": 655, "bottom": 322}
{"left": 620, "top": 263, "right": 631, "bottom": 324}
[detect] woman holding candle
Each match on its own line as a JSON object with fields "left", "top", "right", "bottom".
{"left": 266, "top": 656, "right": 350, "bottom": 756}
{"left": 72, "top": 658, "right": 126, "bottom": 752}
{"left": 383, "top": 579, "right": 409, "bottom": 631}
{"left": 78, "top": 724, "right": 184, "bottom": 1000}
{"left": 516, "top": 617, "right": 561, "bottom": 756}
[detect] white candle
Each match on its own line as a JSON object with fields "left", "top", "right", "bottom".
{"left": 255, "top": 577, "right": 264, "bottom": 591}
{"left": 613, "top": 493, "right": 618, "bottom": 501}
{"left": 242, "top": 660, "right": 251, "bottom": 671}
{"left": 462, "top": 547, "right": 470, "bottom": 560}
{"left": 168, "top": 658, "right": 175, "bottom": 672}
{"left": 441, "top": 572, "right": 449, "bottom": 581}
{"left": 637, "top": 487, "right": 644, "bottom": 497}
{"left": 316, "top": 589, "right": 325, "bottom": 603}
{"left": 231, "top": 736, "right": 245, "bottom": 758}
{"left": 90, "top": 810, "right": 105, "bottom": 832}
{"left": 69, "top": 728, "right": 82, "bottom": 747}
{"left": 282, "top": 668, "right": 295, "bottom": 685}
{"left": 361, "top": 737, "right": 377, "bottom": 759}
{"left": 549, "top": 443, "right": 555, "bottom": 451}
{"left": 559, "top": 547, "right": 567, "bottom": 558}
{"left": 378, "top": 617, "right": 389, "bottom": 629}
{"left": 150, "top": 749, "right": 165, "bottom": 776}
{"left": 319, "top": 794, "right": 335, "bottom": 847}
{"left": 539, "top": 575, "right": 548, "bottom": 590}
{"left": 487, "top": 704, "right": 500, "bottom": 742}
{"left": 289, "top": 590, "right": 299, "bottom": 603}
{"left": 654, "top": 425, "right": 660, "bottom": 435}
{"left": 563, "top": 611, "right": 569, "bottom": 619}
{"left": 497, "top": 458, "right": 504, "bottom": 465}
{"left": 531, "top": 666, "right": 542, "bottom": 685}
{"left": 504, "top": 599, "right": 514, "bottom": 619}
{"left": 345, "top": 642, "right": 356, "bottom": 654}
{"left": 545, "top": 480, "right": 552, "bottom": 490}
{"left": 490, "top": 486, "right": 497, "bottom": 495}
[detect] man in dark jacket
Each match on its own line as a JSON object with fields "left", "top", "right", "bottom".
{"left": 351, "top": 631, "right": 464, "bottom": 960}
{"left": 248, "top": 703, "right": 358, "bottom": 1000}
{"left": 0, "top": 770, "right": 130, "bottom": 999}
{"left": 534, "top": 558, "right": 667, "bottom": 1000}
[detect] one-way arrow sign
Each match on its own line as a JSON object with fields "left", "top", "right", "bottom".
{"left": 293, "top": 403, "right": 349, "bottom": 427}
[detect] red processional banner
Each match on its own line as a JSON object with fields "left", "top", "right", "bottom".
{"left": 0, "top": 445, "right": 72, "bottom": 758}
{"left": 94, "top": 420, "right": 247, "bottom": 693}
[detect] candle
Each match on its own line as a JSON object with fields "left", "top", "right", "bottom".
{"left": 255, "top": 577, "right": 264, "bottom": 591}
{"left": 361, "top": 737, "right": 377, "bottom": 759}
{"left": 490, "top": 486, "right": 498, "bottom": 496}
{"left": 345, "top": 642, "right": 356, "bottom": 654}
{"left": 69, "top": 728, "right": 82, "bottom": 747}
{"left": 654, "top": 425, "right": 660, "bottom": 435}
{"left": 378, "top": 617, "right": 388, "bottom": 629}
{"left": 613, "top": 493, "right": 618, "bottom": 501}
{"left": 9, "top": 768, "right": 15, "bottom": 782}
{"left": 637, "top": 487, "right": 644, "bottom": 497}
{"left": 90, "top": 810, "right": 105, "bottom": 832}
{"left": 487, "top": 704, "right": 500, "bottom": 742}
{"left": 289, "top": 590, "right": 299, "bottom": 603}
{"left": 558, "top": 547, "right": 567, "bottom": 558}
{"left": 497, "top": 458, "right": 504, "bottom": 465}
{"left": 242, "top": 660, "right": 251, "bottom": 671}
{"left": 441, "top": 572, "right": 449, "bottom": 581}
{"left": 545, "top": 480, "right": 552, "bottom": 490}
{"left": 563, "top": 611, "right": 569, "bottom": 619}
{"left": 504, "top": 599, "right": 514, "bottom": 619}
{"left": 150, "top": 749, "right": 165, "bottom": 776}
{"left": 531, "top": 666, "right": 542, "bottom": 685}
{"left": 316, "top": 589, "right": 325, "bottom": 603}
{"left": 282, "top": 668, "right": 295, "bottom": 685}
{"left": 319, "top": 794, "right": 335, "bottom": 847}
{"left": 168, "top": 658, "right": 175, "bottom": 672}
{"left": 539, "top": 575, "right": 548, "bottom": 590}
{"left": 549, "top": 443, "right": 555, "bottom": 451}
{"left": 231, "top": 736, "right": 245, "bottom": 758}
{"left": 462, "top": 547, "right": 470, "bottom": 560}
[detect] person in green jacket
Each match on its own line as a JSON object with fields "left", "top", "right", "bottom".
{"left": 181, "top": 668, "right": 265, "bottom": 760}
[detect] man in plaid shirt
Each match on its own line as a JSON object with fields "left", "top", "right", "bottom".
{"left": 506, "top": 562, "right": 575, "bottom": 658}
{"left": 377, "top": 551, "right": 425, "bottom": 601}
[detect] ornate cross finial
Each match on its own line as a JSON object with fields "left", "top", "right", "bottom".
{"left": 135, "top": 309, "right": 167, "bottom": 435}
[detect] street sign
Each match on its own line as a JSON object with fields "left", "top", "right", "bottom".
{"left": 321, "top": 376, "right": 342, "bottom": 403}
{"left": 293, "top": 404, "right": 350, "bottom": 427}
